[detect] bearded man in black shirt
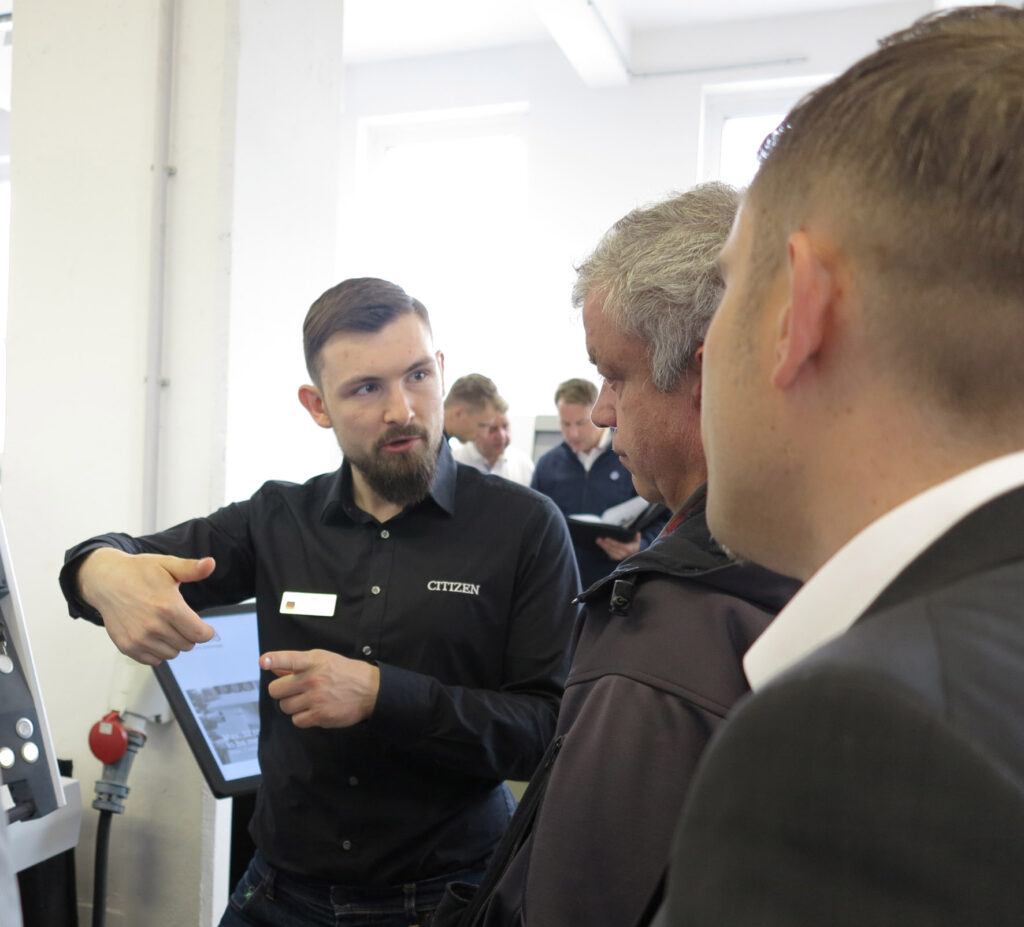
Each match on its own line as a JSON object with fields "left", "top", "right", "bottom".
{"left": 60, "top": 277, "right": 579, "bottom": 927}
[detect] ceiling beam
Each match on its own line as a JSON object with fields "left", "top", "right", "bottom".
{"left": 532, "top": 0, "right": 630, "bottom": 88}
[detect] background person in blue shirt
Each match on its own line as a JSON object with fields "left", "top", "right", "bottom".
{"left": 531, "top": 378, "right": 666, "bottom": 588}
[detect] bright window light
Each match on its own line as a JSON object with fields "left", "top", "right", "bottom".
{"left": 348, "top": 121, "right": 533, "bottom": 412}
{"left": 718, "top": 113, "right": 784, "bottom": 188}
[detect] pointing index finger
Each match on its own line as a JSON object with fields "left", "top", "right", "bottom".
{"left": 261, "top": 650, "right": 307, "bottom": 675}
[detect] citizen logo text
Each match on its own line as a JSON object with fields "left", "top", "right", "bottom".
{"left": 427, "top": 580, "right": 481, "bottom": 595}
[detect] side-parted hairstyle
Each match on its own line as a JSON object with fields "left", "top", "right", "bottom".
{"left": 555, "top": 378, "right": 599, "bottom": 408}
{"left": 572, "top": 183, "right": 741, "bottom": 392}
{"left": 303, "top": 277, "right": 431, "bottom": 383}
{"left": 747, "top": 5, "right": 1024, "bottom": 422}
{"left": 444, "top": 373, "right": 499, "bottom": 411}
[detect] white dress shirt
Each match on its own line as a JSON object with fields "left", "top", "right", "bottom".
{"left": 575, "top": 428, "right": 613, "bottom": 473}
{"left": 744, "top": 450, "right": 1024, "bottom": 690}
{"left": 452, "top": 440, "right": 535, "bottom": 487}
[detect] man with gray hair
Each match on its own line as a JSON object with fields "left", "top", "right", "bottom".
{"left": 436, "top": 183, "right": 797, "bottom": 927}
{"left": 651, "top": 6, "right": 1024, "bottom": 926}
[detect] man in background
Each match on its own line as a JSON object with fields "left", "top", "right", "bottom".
{"left": 652, "top": 7, "right": 1024, "bottom": 925}
{"left": 532, "top": 377, "right": 667, "bottom": 588}
{"left": 452, "top": 396, "right": 535, "bottom": 486}
{"left": 444, "top": 374, "right": 499, "bottom": 446}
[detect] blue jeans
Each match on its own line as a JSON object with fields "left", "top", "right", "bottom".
{"left": 218, "top": 850, "right": 485, "bottom": 927}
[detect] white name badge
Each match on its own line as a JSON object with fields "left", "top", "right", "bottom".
{"left": 279, "top": 591, "right": 337, "bottom": 618}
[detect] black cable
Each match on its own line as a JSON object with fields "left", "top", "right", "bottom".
{"left": 92, "top": 809, "right": 112, "bottom": 927}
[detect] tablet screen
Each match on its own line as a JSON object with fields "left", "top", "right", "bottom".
{"left": 153, "top": 602, "right": 261, "bottom": 798}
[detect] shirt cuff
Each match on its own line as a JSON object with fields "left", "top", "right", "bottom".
{"left": 366, "top": 662, "right": 436, "bottom": 743}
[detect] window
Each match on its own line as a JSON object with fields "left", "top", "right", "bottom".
{"left": 699, "top": 76, "right": 831, "bottom": 188}
{"left": 344, "top": 106, "right": 550, "bottom": 418}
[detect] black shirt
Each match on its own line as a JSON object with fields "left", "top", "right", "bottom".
{"left": 60, "top": 443, "right": 579, "bottom": 884}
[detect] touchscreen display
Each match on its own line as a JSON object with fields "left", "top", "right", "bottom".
{"left": 154, "top": 602, "right": 261, "bottom": 797}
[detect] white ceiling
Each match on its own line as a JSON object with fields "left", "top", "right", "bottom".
{"left": 341, "top": 0, "right": 910, "bottom": 63}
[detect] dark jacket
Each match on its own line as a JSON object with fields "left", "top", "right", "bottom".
{"left": 651, "top": 484, "right": 1024, "bottom": 927}
{"left": 531, "top": 441, "right": 667, "bottom": 588}
{"left": 449, "top": 485, "right": 798, "bottom": 927}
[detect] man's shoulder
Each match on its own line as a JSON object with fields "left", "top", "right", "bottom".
{"left": 807, "top": 555, "right": 1024, "bottom": 687}
{"left": 245, "top": 471, "right": 338, "bottom": 503}
{"left": 456, "top": 462, "right": 557, "bottom": 512}
{"left": 533, "top": 442, "right": 573, "bottom": 471}
{"left": 571, "top": 575, "right": 761, "bottom": 711}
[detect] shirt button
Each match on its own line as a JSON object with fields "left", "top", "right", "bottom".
{"left": 348, "top": 776, "right": 359, "bottom": 787}
{"left": 361, "top": 645, "right": 373, "bottom": 657}
{"left": 371, "top": 585, "right": 381, "bottom": 595}
{"left": 342, "top": 840, "right": 352, "bottom": 851}
{"left": 380, "top": 529, "right": 390, "bottom": 539}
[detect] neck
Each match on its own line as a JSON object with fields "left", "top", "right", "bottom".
{"left": 781, "top": 407, "right": 1021, "bottom": 579}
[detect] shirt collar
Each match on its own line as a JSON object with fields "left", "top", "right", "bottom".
{"left": 321, "top": 439, "right": 458, "bottom": 524}
{"left": 572, "top": 428, "right": 612, "bottom": 470}
{"left": 743, "top": 449, "right": 1024, "bottom": 690}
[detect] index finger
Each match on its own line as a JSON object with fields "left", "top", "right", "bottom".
{"left": 260, "top": 650, "right": 311, "bottom": 676}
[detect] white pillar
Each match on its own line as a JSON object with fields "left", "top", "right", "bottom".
{"left": 5, "top": 0, "right": 343, "bottom": 923}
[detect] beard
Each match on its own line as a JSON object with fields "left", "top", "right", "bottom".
{"left": 346, "top": 423, "right": 440, "bottom": 508}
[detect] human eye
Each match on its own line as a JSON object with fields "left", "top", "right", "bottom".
{"left": 600, "top": 372, "right": 622, "bottom": 394}
{"left": 409, "top": 366, "right": 434, "bottom": 386}
{"left": 352, "top": 382, "right": 379, "bottom": 397}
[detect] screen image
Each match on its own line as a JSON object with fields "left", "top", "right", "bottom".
{"left": 154, "top": 602, "right": 262, "bottom": 797}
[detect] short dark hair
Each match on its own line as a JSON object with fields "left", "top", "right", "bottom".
{"left": 747, "top": 5, "right": 1024, "bottom": 423}
{"left": 303, "top": 277, "right": 431, "bottom": 383}
{"left": 554, "top": 378, "right": 598, "bottom": 408}
{"left": 444, "top": 374, "right": 499, "bottom": 411}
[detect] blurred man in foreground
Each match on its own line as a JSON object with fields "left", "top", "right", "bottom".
{"left": 651, "top": 7, "right": 1024, "bottom": 926}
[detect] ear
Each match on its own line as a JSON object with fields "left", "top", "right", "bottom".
{"left": 692, "top": 345, "right": 704, "bottom": 408}
{"left": 771, "top": 230, "right": 835, "bottom": 389}
{"left": 298, "top": 384, "right": 333, "bottom": 429}
{"left": 435, "top": 350, "right": 446, "bottom": 394}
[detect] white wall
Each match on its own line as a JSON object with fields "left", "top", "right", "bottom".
{"left": 3, "top": 0, "right": 930, "bottom": 924}
{"left": 4, "top": 1, "right": 342, "bottom": 924}
{"left": 321, "top": 0, "right": 930, "bottom": 465}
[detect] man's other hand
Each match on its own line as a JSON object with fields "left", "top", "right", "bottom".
{"left": 262, "top": 649, "right": 381, "bottom": 729}
{"left": 595, "top": 531, "right": 642, "bottom": 562}
{"left": 78, "top": 548, "right": 217, "bottom": 666}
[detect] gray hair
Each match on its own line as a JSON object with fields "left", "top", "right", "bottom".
{"left": 572, "top": 182, "right": 740, "bottom": 392}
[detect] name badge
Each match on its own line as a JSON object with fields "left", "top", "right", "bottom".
{"left": 279, "top": 591, "right": 337, "bottom": 617}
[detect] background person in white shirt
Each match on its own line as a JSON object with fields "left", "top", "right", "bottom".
{"left": 443, "top": 373, "right": 499, "bottom": 447}
{"left": 452, "top": 396, "right": 535, "bottom": 486}
{"left": 650, "top": 6, "right": 1024, "bottom": 927}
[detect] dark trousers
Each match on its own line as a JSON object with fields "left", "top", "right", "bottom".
{"left": 218, "top": 850, "right": 485, "bottom": 927}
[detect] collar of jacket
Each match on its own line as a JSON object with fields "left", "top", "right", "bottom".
{"left": 573, "top": 483, "right": 799, "bottom": 616}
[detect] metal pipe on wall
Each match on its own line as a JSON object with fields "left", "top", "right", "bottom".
{"left": 142, "top": 0, "right": 178, "bottom": 534}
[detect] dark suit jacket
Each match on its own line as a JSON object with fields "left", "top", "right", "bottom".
{"left": 650, "top": 484, "right": 1024, "bottom": 926}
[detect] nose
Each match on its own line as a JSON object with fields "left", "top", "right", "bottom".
{"left": 591, "top": 381, "right": 616, "bottom": 428}
{"left": 384, "top": 385, "right": 415, "bottom": 425}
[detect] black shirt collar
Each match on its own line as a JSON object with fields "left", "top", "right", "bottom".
{"left": 321, "top": 438, "right": 458, "bottom": 525}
